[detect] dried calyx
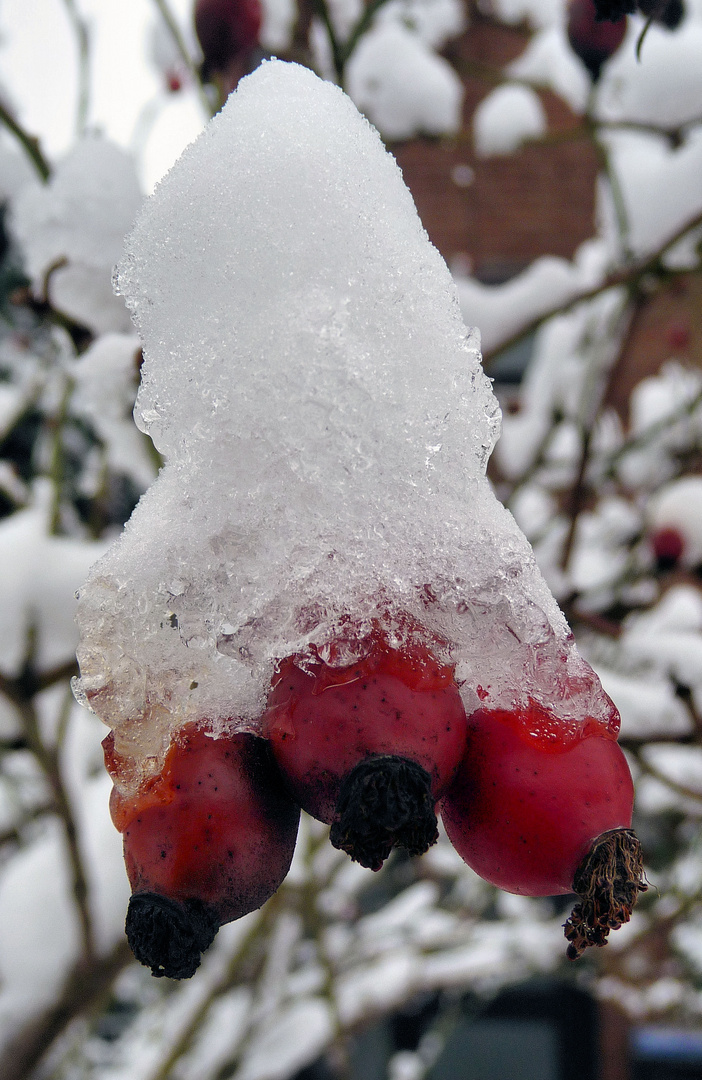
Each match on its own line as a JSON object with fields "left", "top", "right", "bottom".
{"left": 125, "top": 893, "right": 219, "bottom": 979}
{"left": 329, "top": 755, "right": 439, "bottom": 871}
{"left": 564, "top": 828, "right": 647, "bottom": 960}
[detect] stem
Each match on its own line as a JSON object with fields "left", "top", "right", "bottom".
{"left": 62, "top": 0, "right": 91, "bottom": 137}
{"left": 559, "top": 295, "right": 638, "bottom": 572}
{"left": 310, "top": 0, "right": 344, "bottom": 83}
{"left": 339, "top": 0, "right": 394, "bottom": 77}
{"left": 0, "top": 939, "right": 132, "bottom": 1080}
{"left": 482, "top": 206, "right": 702, "bottom": 365}
{"left": 0, "top": 99, "right": 50, "bottom": 182}
{"left": 151, "top": 0, "right": 213, "bottom": 116}
{"left": 0, "top": 630, "right": 95, "bottom": 962}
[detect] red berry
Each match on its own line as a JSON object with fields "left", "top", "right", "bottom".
{"left": 651, "top": 526, "right": 685, "bottom": 568}
{"left": 264, "top": 630, "right": 467, "bottom": 870}
{"left": 440, "top": 702, "right": 646, "bottom": 958}
{"left": 668, "top": 320, "right": 690, "bottom": 351}
{"left": 105, "top": 724, "right": 299, "bottom": 978}
{"left": 567, "top": 0, "right": 627, "bottom": 81}
{"left": 195, "top": 0, "right": 262, "bottom": 82}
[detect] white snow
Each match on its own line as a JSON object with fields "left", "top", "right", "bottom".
{"left": 646, "top": 477, "right": 702, "bottom": 566}
{"left": 473, "top": 84, "right": 547, "bottom": 158}
{"left": 599, "top": 128, "right": 702, "bottom": 261}
{"left": 10, "top": 136, "right": 144, "bottom": 335}
{"left": 0, "top": 817, "right": 81, "bottom": 1051}
{"left": 346, "top": 23, "right": 464, "bottom": 140}
{"left": 70, "top": 333, "right": 156, "bottom": 492}
{"left": 375, "top": 0, "right": 466, "bottom": 48}
{"left": 0, "top": 482, "right": 106, "bottom": 676}
{"left": 75, "top": 61, "right": 617, "bottom": 791}
{"left": 594, "top": 667, "right": 692, "bottom": 739}
{"left": 597, "top": 18, "right": 702, "bottom": 130}
{"left": 235, "top": 998, "right": 334, "bottom": 1080}
{"left": 454, "top": 238, "right": 608, "bottom": 355}
{"left": 507, "top": 26, "right": 591, "bottom": 114}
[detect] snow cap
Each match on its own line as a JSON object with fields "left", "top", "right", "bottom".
{"left": 75, "top": 61, "right": 612, "bottom": 785}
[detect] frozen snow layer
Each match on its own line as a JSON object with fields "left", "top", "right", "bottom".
{"left": 76, "top": 61, "right": 614, "bottom": 783}
{"left": 473, "top": 84, "right": 547, "bottom": 158}
{"left": 10, "top": 136, "right": 143, "bottom": 335}
{"left": 346, "top": 24, "right": 463, "bottom": 141}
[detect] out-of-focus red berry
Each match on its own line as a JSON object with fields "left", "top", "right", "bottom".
{"left": 166, "top": 71, "right": 183, "bottom": 93}
{"left": 651, "top": 526, "right": 685, "bottom": 568}
{"left": 567, "top": 0, "right": 628, "bottom": 81}
{"left": 668, "top": 320, "right": 691, "bottom": 351}
{"left": 195, "top": 0, "right": 262, "bottom": 82}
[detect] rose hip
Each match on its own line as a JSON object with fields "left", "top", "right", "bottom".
{"left": 105, "top": 724, "right": 299, "bottom": 978}
{"left": 265, "top": 631, "right": 467, "bottom": 871}
{"left": 440, "top": 701, "right": 646, "bottom": 958}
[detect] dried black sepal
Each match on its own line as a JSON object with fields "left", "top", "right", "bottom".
{"left": 329, "top": 754, "right": 439, "bottom": 872}
{"left": 125, "top": 893, "right": 219, "bottom": 979}
{"left": 563, "top": 828, "right": 647, "bottom": 960}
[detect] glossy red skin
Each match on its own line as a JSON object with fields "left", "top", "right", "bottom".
{"left": 104, "top": 726, "right": 299, "bottom": 925}
{"left": 264, "top": 638, "right": 468, "bottom": 823}
{"left": 440, "top": 704, "right": 634, "bottom": 896}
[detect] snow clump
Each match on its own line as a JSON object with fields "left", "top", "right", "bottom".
{"left": 74, "top": 60, "right": 615, "bottom": 792}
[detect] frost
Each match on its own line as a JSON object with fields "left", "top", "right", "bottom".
{"left": 75, "top": 61, "right": 614, "bottom": 787}
{"left": 473, "top": 84, "right": 547, "bottom": 158}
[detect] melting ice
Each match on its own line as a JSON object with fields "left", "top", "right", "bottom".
{"left": 75, "top": 60, "right": 612, "bottom": 787}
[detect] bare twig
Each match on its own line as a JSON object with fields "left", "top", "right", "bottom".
{"left": 0, "top": 99, "right": 50, "bottom": 182}
{"left": 482, "top": 207, "right": 702, "bottom": 366}
{"left": 61, "top": 0, "right": 91, "bottom": 137}
{"left": 0, "top": 940, "right": 133, "bottom": 1080}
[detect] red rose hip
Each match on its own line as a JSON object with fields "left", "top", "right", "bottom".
{"left": 265, "top": 631, "right": 467, "bottom": 871}
{"left": 440, "top": 701, "right": 646, "bottom": 958}
{"left": 105, "top": 724, "right": 300, "bottom": 978}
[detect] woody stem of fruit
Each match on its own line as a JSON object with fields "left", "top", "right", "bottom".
{"left": 564, "top": 828, "right": 647, "bottom": 960}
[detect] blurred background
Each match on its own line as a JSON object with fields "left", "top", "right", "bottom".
{"left": 0, "top": 0, "right": 701, "bottom": 1077}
